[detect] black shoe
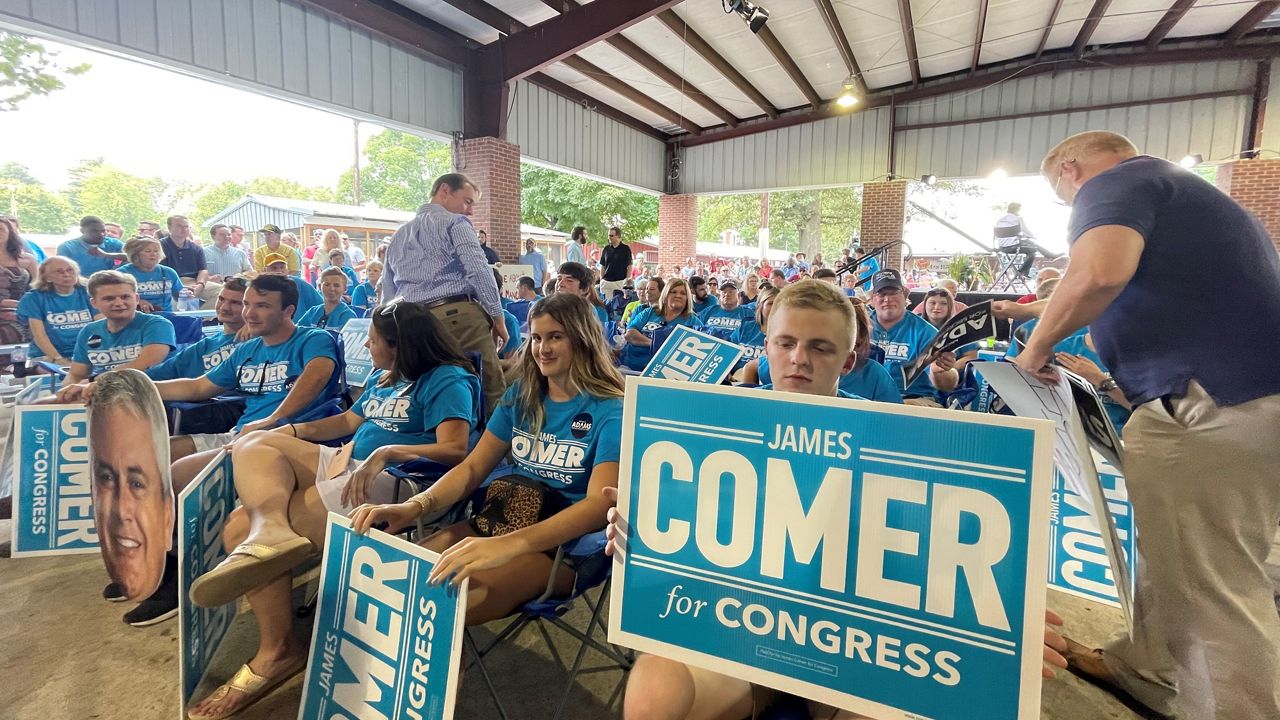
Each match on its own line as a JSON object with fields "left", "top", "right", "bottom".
{"left": 123, "top": 555, "right": 178, "bottom": 627}
{"left": 103, "top": 582, "right": 129, "bottom": 603}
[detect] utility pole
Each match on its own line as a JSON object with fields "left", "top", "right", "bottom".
{"left": 352, "top": 119, "right": 362, "bottom": 205}
{"left": 4, "top": 184, "right": 17, "bottom": 218}
{"left": 758, "top": 192, "right": 770, "bottom": 261}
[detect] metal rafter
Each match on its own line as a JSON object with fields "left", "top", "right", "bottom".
{"left": 898, "top": 0, "right": 922, "bottom": 86}
{"left": 493, "top": 0, "right": 683, "bottom": 81}
{"left": 1226, "top": 1, "right": 1280, "bottom": 43}
{"left": 527, "top": 72, "right": 670, "bottom": 141}
{"left": 561, "top": 55, "right": 703, "bottom": 135}
{"left": 813, "top": 0, "right": 867, "bottom": 95}
{"left": 971, "top": 0, "right": 990, "bottom": 74}
{"left": 1035, "top": 0, "right": 1067, "bottom": 59}
{"left": 438, "top": 0, "right": 521, "bottom": 35}
{"left": 1073, "top": 0, "right": 1115, "bottom": 58}
{"left": 655, "top": 10, "right": 779, "bottom": 119}
{"left": 1145, "top": 0, "right": 1198, "bottom": 50}
{"left": 539, "top": 0, "right": 738, "bottom": 127}
{"left": 755, "top": 26, "right": 822, "bottom": 107}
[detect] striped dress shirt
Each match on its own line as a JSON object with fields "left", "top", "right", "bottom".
{"left": 383, "top": 202, "right": 502, "bottom": 318}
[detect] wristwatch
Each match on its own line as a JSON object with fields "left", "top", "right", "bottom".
{"left": 1097, "top": 375, "right": 1118, "bottom": 393}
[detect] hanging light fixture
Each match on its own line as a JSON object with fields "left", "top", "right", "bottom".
{"left": 835, "top": 75, "right": 860, "bottom": 109}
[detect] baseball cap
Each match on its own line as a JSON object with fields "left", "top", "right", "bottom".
{"left": 260, "top": 224, "right": 282, "bottom": 234}
{"left": 263, "top": 252, "right": 288, "bottom": 267}
{"left": 720, "top": 279, "right": 738, "bottom": 290}
{"left": 871, "top": 268, "right": 905, "bottom": 293}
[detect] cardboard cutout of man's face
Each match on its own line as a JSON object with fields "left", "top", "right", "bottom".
{"left": 89, "top": 374, "right": 174, "bottom": 601}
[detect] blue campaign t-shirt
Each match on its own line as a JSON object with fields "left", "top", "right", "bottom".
{"left": 486, "top": 381, "right": 623, "bottom": 502}
{"left": 351, "top": 282, "right": 377, "bottom": 316}
{"left": 57, "top": 238, "right": 125, "bottom": 276}
{"left": 1007, "top": 320, "right": 1131, "bottom": 431}
{"left": 621, "top": 306, "right": 704, "bottom": 371}
{"left": 757, "top": 355, "right": 904, "bottom": 403}
{"left": 205, "top": 326, "right": 339, "bottom": 431}
{"left": 298, "top": 302, "right": 357, "bottom": 330}
{"left": 760, "top": 383, "right": 863, "bottom": 401}
{"left": 72, "top": 313, "right": 176, "bottom": 374}
{"left": 699, "top": 303, "right": 754, "bottom": 336}
{"left": 145, "top": 331, "right": 241, "bottom": 382}
{"left": 856, "top": 256, "right": 881, "bottom": 291}
{"left": 500, "top": 309, "right": 521, "bottom": 358}
{"left": 692, "top": 295, "right": 719, "bottom": 315}
{"left": 290, "top": 276, "right": 325, "bottom": 321}
{"left": 593, "top": 305, "right": 608, "bottom": 328}
{"left": 1067, "top": 155, "right": 1280, "bottom": 407}
{"left": 351, "top": 365, "right": 480, "bottom": 462}
{"left": 870, "top": 310, "right": 939, "bottom": 399}
{"left": 119, "top": 263, "right": 182, "bottom": 311}
{"left": 17, "top": 287, "right": 95, "bottom": 358}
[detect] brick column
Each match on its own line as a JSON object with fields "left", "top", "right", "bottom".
{"left": 658, "top": 194, "right": 698, "bottom": 276}
{"left": 455, "top": 137, "right": 521, "bottom": 262}
{"left": 1216, "top": 158, "right": 1280, "bottom": 251}
{"left": 859, "top": 180, "right": 908, "bottom": 271}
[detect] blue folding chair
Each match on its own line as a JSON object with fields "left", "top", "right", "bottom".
{"left": 506, "top": 299, "right": 531, "bottom": 328}
{"left": 466, "top": 530, "right": 631, "bottom": 720}
{"left": 155, "top": 312, "right": 205, "bottom": 347}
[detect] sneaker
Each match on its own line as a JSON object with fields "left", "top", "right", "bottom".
{"left": 102, "top": 582, "right": 129, "bottom": 603}
{"left": 124, "top": 555, "right": 178, "bottom": 627}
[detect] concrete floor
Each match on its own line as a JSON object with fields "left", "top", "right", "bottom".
{"left": 0, "top": 517, "right": 1144, "bottom": 720}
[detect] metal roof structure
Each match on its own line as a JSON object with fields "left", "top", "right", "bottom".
{"left": 338, "top": 0, "right": 1280, "bottom": 146}
{"left": 202, "top": 195, "right": 418, "bottom": 230}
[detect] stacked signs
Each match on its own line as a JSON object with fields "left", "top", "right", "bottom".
{"left": 298, "top": 515, "right": 467, "bottom": 720}
{"left": 342, "top": 319, "right": 375, "bottom": 387}
{"left": 178, "top": 451, "right": 239, "bottom": 708}
{"left": 1047, "top": 462, "right": 1136, "bottom": 608}
{"left": 9, "top": 404, "right": 96, "bottom": 556}
{"left": 901, "top": 301, "right": 998, "bottom": 388}
{"left": 642, "top": 326, "right": 745, "bottom": 386}
{"left": 610, "top": 379, "right": 1055, "bottom": 720}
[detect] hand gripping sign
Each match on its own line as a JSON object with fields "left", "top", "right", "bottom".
{"left": 178, "top": 450, "right": 238, "bottom": 709}
{"left": 298, "top": 514, "right": 467, "bottom": 720}
{"left": 643, "top": 325, "right": 746, "bottom": 386}
{"left": 342, "top": 319, "right": 375, "bottom": 387}
{"left": 609, "top": 378, "right": 1055, "bottom": 720}
{"left": 901, "top": 301, "right": 998, "bottom": 388}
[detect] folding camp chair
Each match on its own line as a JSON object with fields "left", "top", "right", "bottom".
{"left": 989, "top": 251, "right": 1031, "bottom": 293}
{"left": 155, "top": 311, "right": 206, "bottom": 348}
{"left": 466, "top": 530, "right": 632, "bottom": 720}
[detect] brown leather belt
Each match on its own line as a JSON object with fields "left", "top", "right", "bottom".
{"left": 421, "top": 294, "right": 477, "bottom": 310}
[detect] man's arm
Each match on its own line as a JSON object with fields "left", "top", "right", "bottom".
{"left": 240, "top": 356, "right": 337, "bottom": 432}
{"left": 154, "top": 375, "right": 224, "bottom": 402}
{"left": 450, "top": 220, "right": 503, "bottom": 319}
{"left": 119, "top": 344, "right": 170, "bottom": 373}
{"left": 1023, "top": 226, "right": 1144, "bottom": 362}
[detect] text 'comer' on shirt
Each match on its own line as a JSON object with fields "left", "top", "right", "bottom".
{"left": 203, "top": 325, "right": 341, "bottom": 432}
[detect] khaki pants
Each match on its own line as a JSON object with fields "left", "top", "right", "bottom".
{"left": 1103, "top": 380, "right": 1280, "bottom": 719}
{"left": 180, "top": 277, "right": 223, "bottom": 307}
{"left": 427, "top": 300, "right": 506, "bottom": 416}
{"left": 600, "top": 279, "right": 627, "bottom": 297}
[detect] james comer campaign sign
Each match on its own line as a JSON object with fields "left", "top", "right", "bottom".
{"left": 609, "top": 378, "right": 1055, "bottom": 720}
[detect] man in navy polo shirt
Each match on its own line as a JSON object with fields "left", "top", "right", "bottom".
{"left": 57, "top": 215, "right": 125, "bottom": 276}
{"left": 160, "top": 215, "right": 217, "bottom": 307}
{"left": 867, "top": 268, "right": 957, "bottom": 406}
{"left": 1021, "top": 131, "right": 1280, "bottom": 719}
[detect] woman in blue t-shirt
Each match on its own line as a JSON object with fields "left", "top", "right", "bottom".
{"left": 350, "top": 293, "right": 625, "bottom": 628}
{"left": 620, "top": 277, "right": 704, "bottom": 370}
{"left": 184, "top": 301, "right": 480, "bottom": 720}
{"left": 17, "top": 256, "right": 96, "bottom": 364}
{"left": 118, "top": 236, "right": 181, "bottom": 312}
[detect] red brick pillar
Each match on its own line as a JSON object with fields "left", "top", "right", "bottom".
{"left": 1216, "top": 158, "right": 1280, "bottom": 251}
{"left": 658, "top": 194, "right": 697, "bottom": 277}
{"left": 859, "top": 180, "right": 908, "bottom": 271}
{"left": 455, "top": 137, "right": 521, "bottom": 262}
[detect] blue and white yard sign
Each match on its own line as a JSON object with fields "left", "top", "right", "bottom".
{"left": 642, "top": 325, "right": 744, "bottom": 385}
{"left": 298, "top": 514, "right": 467, "bottom": 720}
{"left": 178, "top": 450, "right": 238, "bottom": 708}
{"left": 610, "top": 378, "right": 1055, "bottom": 720}
{"left": 9, "top": 405, "right": 96, "bottom": 557}
{"left": 342, "top": 319, "right": 375, "bottom": 387}
{"left": 1047, "top": 462, "right": 1136, "bottom": 608}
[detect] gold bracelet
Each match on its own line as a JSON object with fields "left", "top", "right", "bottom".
{"left": 407, "top": 494, "right": 433, "bottom": 518}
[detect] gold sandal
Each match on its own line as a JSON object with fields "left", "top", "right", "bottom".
{"left": 189, "top": 536, "right": 314, "bottom": 608}
{"left": 186, "top": 657, "right": 306, "bottom": 720}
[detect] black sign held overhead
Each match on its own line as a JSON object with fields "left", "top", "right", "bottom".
{"left": 1062, "top": 369, "right": 1125, "bottom": 471}
{"left": 901, "top": 300, "right": 998, "bottom": 388}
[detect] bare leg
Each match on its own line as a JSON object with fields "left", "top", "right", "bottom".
{"left": 624, "top": 655, "right": 754, "bottom": 720}
{"left": 170, "top": 435, "right": 197, "bottom": 462}
{"left": 172, "top": 448, "right": 222, "bottom": 495}
{"left": 228, "top": 432, "right": 322, "bottom": 548}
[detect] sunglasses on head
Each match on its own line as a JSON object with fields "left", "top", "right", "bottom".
{"left": 926, "top": 288, "right": 950, "bottom": 297}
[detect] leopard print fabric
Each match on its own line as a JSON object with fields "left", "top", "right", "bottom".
{"left": 471, "top": 477, "right": 552, "bottom": 537}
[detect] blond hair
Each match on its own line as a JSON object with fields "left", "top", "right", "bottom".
{"left": 754, "top": 284, "right": 781, "bottom": 330}
{"left": 770, "top": 279, "right": 857, "bottom": 352}
{"left": 658, "top": 277, "right": 695, "bottom": 319}
{"left": 123, "top": 236, "right": 164, "bottom": 265}
{"left": 509, "top": 293, "right": 623, "bottom": 438}
{"left": 87, "top": 269, "right": 137, "bottom": 296}
{"left": 318, "top": 266, "right": 349, "bottom": 286}
{"left": 1040, "top": 131, "right": 1139, "bottom": 176}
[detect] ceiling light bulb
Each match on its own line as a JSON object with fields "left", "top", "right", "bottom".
{"left": 989, "top": 168, "right": 1008, "bottom": 179}
{"left": 835, "top": 76, "right": 859, "bottom": 109}
{"left": 1179, "top": 154, "right": 1202, "bottom": 168}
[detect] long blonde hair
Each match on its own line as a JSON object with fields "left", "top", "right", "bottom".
{"left": 509, "top": 293, "right": 623, "bottom": 438}
{"left": 659, "top": 277, "right": 695, "bottom": 319}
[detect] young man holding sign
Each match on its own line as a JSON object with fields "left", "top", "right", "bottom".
{"left": 610, "top": 280, "right": 1068, "bottom": 720}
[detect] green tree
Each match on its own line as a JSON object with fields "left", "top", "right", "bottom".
{"left": 1, "top": 31, "right": 89, "bottom": 111}
{"left": 696, "top": 194, "right": 759, "bottom": 243}
{"left": 336, "top": 129, "right": 452, "bottom": 210}
{"left": 63, "top": 159, "right": 163, "bottom": 236}
{"left": 0, "top": 161, "right": 38, "bottom": 184}
{"left": 11, "top": 183, "right": 76, "bottom": 233}
{"left": 520, "top": 164, "right": 658, "bottom": 244}
{"left": 768, "top": 187, "right": 862, "bottom": 260}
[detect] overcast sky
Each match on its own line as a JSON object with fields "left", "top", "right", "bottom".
{"left": 1, "top": 37, "right": 1070, "bottom": 254}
